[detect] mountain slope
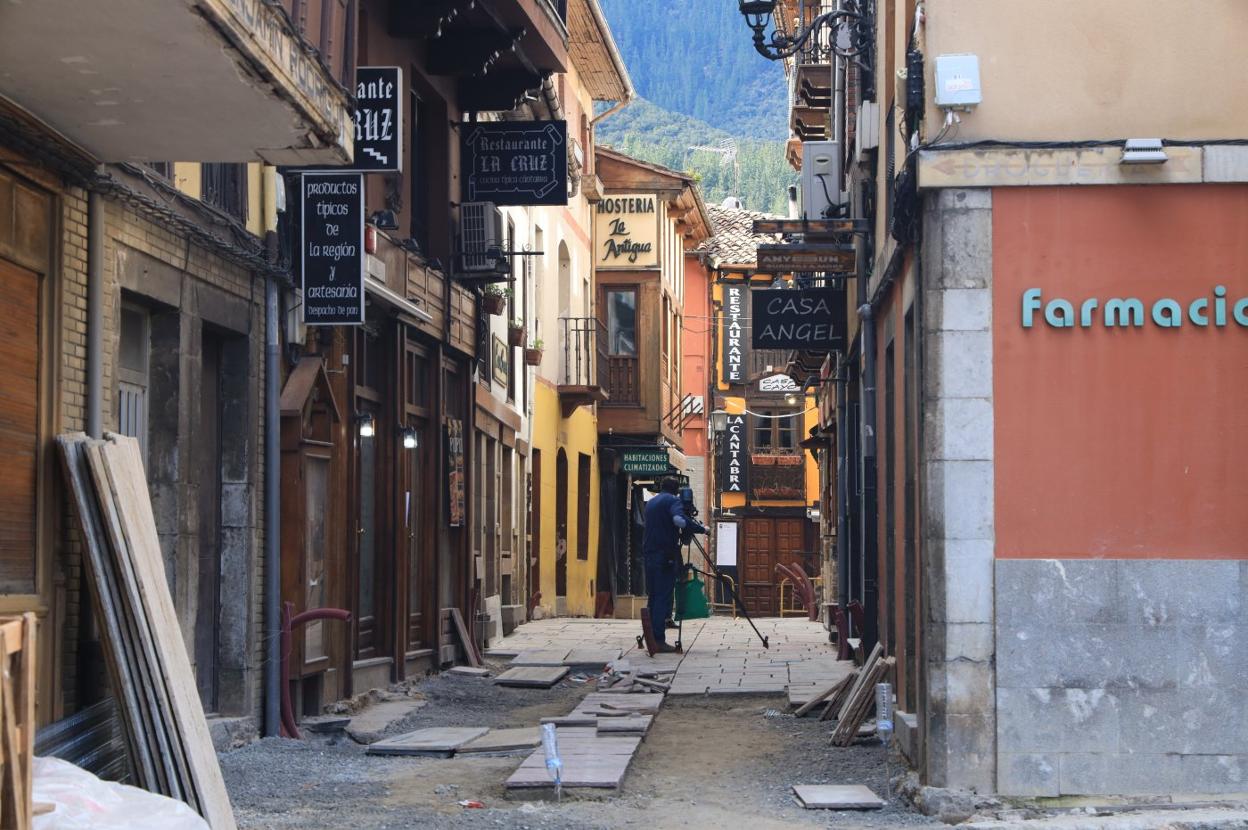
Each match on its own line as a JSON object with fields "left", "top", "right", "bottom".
{"left": 599, "top": 0, "right": 787, "bottom": 141}
{"left": 597, "top": 98, "right": 795, "bottom": 216}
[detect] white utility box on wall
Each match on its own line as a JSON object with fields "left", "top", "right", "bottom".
{"left": 934, "top": 54, "right": 982, "bottom": 108}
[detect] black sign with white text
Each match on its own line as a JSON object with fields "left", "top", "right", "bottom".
{"left": 718, "top": 414, "right": 748, "bottom": 495}
{"left": 301, "top": 172, "right": 365, "bottom": 325}
{"left": 461, "top": 120, "right": 568, "bottom": 206}
{"left": 722, "top": 284, "right": 748, "bottom": 384}
{"left": 751, "top": 287, "right": 847, "bottom": 351}
{"left": 350, "top": 67, "right": 402, "bottom": 171}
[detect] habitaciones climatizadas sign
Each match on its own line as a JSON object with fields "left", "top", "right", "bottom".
{"left": 751, "top": 287, "right": 846, "bottom": 351}
{"left": 301, "top": 172, "right": 364, "bottom": 325}
{"left": 461, "top": 121, "right": 567, "bottom": 206}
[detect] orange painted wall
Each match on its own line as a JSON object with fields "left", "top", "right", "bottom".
{"left": 993, "top": 185, "right": 1248, "bottom": 559}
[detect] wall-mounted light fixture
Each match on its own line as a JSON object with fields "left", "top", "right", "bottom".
{"left": 738, "top": 0, "right": 872, "bottom": 63}
{"left": 368, "top": 209, "right": 399, "bottom": 230}
{"left": 401, "top": 425, "right": 419, "bottom": 450}
{"left": 709, "top": 409, "right": 730, "bottom": 435}
{"left": 356, "top": 411, "right": 375, "bottom": 438}
{"left": 784, "top": 392, "right": 799, "bottom": 406}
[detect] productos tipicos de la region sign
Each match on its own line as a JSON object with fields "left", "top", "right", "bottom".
{"left": 1022, "top": 287, "right": 1248, "bottom": 328}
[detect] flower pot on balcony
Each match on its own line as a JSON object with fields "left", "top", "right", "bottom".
{"left": 753, "top": 454, "right": 777, "bottom": 466}
{"left": 524, "top": 347, "right": 543, "bottom": 366}
{"left": 508, "top": 324, "right": 526, "bottom": 347}
{"left": 482, "top": 293, "right": 506, "bottom": 316}
{"left": 776, "top": 455, "right": 803, "bottom": 466}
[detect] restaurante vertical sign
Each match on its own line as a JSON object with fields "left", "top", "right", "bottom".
{"left": 723, "top": 284, "right": 747, "bottom": 383}
{"left": 719, "top": 414, "right": 748, "bottom": 494}
{"left": 301, "top": 171, "right": 364, "bottom": 325}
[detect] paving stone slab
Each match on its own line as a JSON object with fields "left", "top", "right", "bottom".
{"left": 457, "top": 727, "right": 541, "bottom": 754}
{"left": 447, "top": 666, "right": 492, "bottom": 677}
{"left": 792, "top": 784, "right": 885, "bottom": 810}
{"left": 510, "top": 648, "right": 571, "bottom": 667}
{"left": 563, "top": 647, "right": 623, "bottom": 666}
{"left": 366, "top": 727, "right": 488, "bottom": 756}
{"left": 495, "top": 666, "right": 570, "bottom": 688}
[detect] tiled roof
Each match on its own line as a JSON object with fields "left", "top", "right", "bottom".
{"left": 696, "top": 202, "right": 781, "bottom": 266}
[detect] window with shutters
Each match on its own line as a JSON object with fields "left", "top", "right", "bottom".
{"left": 117, "top": 302, "right": 151, "bottom": 464}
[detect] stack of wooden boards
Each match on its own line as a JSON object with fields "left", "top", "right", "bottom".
{"left": 0, "top": 614, "right": 35, "bottom": 830}
{"left": 792, "top": 644, "right": 896, "bottom": 747}
{"left": 58, "top": 433, "right": 236, "bottom": 830}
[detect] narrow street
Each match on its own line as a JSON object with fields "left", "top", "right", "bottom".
{"left": 221, "top": 619, "right": 935, "bottom": 830}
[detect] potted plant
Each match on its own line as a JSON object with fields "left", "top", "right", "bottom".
{"left": 524, "top": 338, "right": 543, "bottom": 366}
{"left": 508, "top": 318, "right": 526, "bottom": 347}
{"left": 482, "top": 285, "right": 508, "bottom": 316}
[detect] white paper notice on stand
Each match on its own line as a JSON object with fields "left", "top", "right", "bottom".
{"left": 716, "top": 521, "right": 738, "bottom": 567}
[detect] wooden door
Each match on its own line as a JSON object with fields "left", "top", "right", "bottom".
{"left": 529, "top": 449, "right": 541, "bottom": 600}
{"left": 555, "top": 449, "right": 568, "bottom": 598}
{"left": 741, "top": 517, "right": 807, "bottom": 617}
{"left": 194, "top": 329, "right": 224, "bottom": 710}
{"left": 0, "top": 259, "right": 38, "bottom": 595}
{"left": 355, "top": 399, "right": 383, "bottom": 660}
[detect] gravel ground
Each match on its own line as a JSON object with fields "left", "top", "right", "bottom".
{"left": 220, "top": 664, "right": 938, "bottom": 830}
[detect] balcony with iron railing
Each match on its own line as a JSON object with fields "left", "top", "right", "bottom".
{"left": 750, "top": 448, "right": 807, "bottom": 501}
{"left": 558, "top": 317, "right": 609, "bottom": 417}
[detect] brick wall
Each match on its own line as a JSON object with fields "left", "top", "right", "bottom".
{"left": 58, "top": 183, "right": 268, "bottom": 722}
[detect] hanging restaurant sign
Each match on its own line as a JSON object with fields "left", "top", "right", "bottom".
{"left": 751, "top": 286, "right": 847, "bottom": 352}
{"left": 446, "top": 418, "right": 466, "bottom": 527}
{"left": 595, "top": 194, "right": 659, "bottom": 267}
{"left": 759, "top": 373, "right": 800, "bottom": 393}
{"left": 491, "top": 335, "right": 509, "bottom": 386}
{"left": 620, "top": 448, "right": 670, "bottom": 475}
{"left": 349, "top": 66, "right": 402, "bottom": 171}
{"left": 756, "top": 243, "right": 855, "bottom": 274}
{"left": 300, "top": 171, "right": 365, "bottom": 326}
{"left": 461, "top": 120, "right": 568, "bottom": 206}
{"left": 722, "top": 284, "right": 748, "bottom": 384}
{"left": 718, "top": 414, "right": 748, "bottom": 495}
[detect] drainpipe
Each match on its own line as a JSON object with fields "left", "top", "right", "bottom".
{"left": 87, "top": 190, "right": 103, "bottom": 438}
{"left": 857, "top": 279, "right": 879, "bottom": 652}
{"left": 262, "top": 165, "right": 282, "bottom": 737}
{"left": 835, "top": 356, "right": 849, "bottom": 609}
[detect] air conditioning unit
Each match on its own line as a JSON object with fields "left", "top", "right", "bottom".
{"left": 458, "top": 201, "right": 507, "bottom": 274}
{"left": 800, "top": 140, "right": 841, "bottom": 221}
{"left": 855, "top": 101, "right": 880, "bottom": 163}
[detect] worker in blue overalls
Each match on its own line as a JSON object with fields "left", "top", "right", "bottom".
{"left": 642, "top": 477, "right": 704, "bottom": 652}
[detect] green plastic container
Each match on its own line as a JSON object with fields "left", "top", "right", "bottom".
{"left": 675, "top": 570, "right": 710, "bottom": 620}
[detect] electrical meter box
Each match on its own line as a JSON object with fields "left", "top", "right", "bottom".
{"left": 934, "top": 54, "right": 981, "bottom": 108}
{"left": 800, "top": 140, "right": 841, "bottom": 221}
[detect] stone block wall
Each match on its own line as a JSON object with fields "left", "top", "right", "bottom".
{"left": 997, "top": 558, "right": 1248, "bottom": 796}
{"left": 921, "top": 188, "right": 997, "bottom": 792}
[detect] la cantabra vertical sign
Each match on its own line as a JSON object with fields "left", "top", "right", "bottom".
{"left": 301, "top": 172, "right": 365, "bottom": 325}
{"left": 719, "top": 414, "right": 748, "bottom": 494}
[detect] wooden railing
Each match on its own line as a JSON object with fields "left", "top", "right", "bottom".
{"left": 560, "top": 317, "right": 606, "bottom": 388}
{"left": 604, "top": 356, "right": 639, "bottom": 405}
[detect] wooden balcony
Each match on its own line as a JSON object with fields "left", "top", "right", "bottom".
{"left": 604, "top": 356, "right": 639, "bottom": 406}
{"left": 750, "top": 450, "right": 807, "bottom": 501}
{"left": 558, "top": 317, "right": 609, "bottom": 417}
{"left": 388, "top": 0, "right": 568, "bottom": 112}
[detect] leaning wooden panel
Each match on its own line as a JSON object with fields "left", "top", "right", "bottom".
{"left": 56, "top": 434, "right": 162, "bottom": 791}
{"left": 83, "top": 441, "right": 190, "bottom": 803}
{"left": 0, "top": 614, "right": 36, "bottom": 830}
{"left": 97, "top": 435, "right": 238, "bottom": 830}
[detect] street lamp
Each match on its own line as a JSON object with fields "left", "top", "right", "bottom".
{"left": 709, "top": 409, "right": 730, "bottom": 435}
{"left": 401, "top": 425, "right": 420, "bottom": 450}
{"left": 737, "top": 0, "right": 873, "bottom": 63}
{"left": 356, "top": 411, "right": 375, "bottom": 438}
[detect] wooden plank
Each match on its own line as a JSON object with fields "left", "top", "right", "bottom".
{"left": 445, "top": 607, "right": 482, "bottom": 667}
{"left": 494, "top": 666, "right": 569, "bottom": 688}
{"left": 84, "top": 441, "right": 185, "bottom": 800}
{"left": 17, "top": 615, "right": 33, "bottom": 829}
{"left": 794, "top": 674, "right": 851, "bottom": 717}
{"left": 98, "top": 436, "right": 237, "bottom": 830}
{"left": 55, "top": 436, "right": 161, "bottom": 792}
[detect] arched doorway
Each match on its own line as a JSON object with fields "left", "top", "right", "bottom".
{"left": 557, "top": 241, "right": 572, "bottom": 319}
{"left": 555, "top": 448, "right": 568, "bottom": 602}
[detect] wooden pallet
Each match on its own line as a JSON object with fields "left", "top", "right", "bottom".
{"left": 58, "top": 433, "right": 237, "bottom": 829}
{"left": 0, "top": 615, "right": 35, "bottom": 830}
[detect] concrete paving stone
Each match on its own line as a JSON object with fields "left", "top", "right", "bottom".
{"left": 366, "top": 727, "right": 488, "bottom": 756}
{"left": 792, "top": 784, "right": 885, "bottom": 809}
{"left": 457, "top": 727, "right": 542, "bottom": 754}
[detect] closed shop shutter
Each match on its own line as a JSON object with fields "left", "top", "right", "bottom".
{"left": 0, "top": 258, "right": 39, "bottom": 593}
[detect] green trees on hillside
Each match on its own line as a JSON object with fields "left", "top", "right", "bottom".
{"left": 598, "top": 99, "right": 795, "bottom": 215}
{"left": 599, "top": 0, "right": 786, "bottom": 141}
